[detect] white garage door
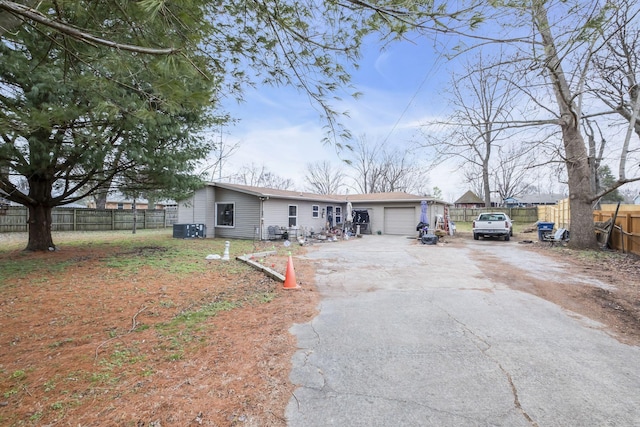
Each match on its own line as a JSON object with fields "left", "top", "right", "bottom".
{"left": 383, "top": 207, "right": 416, "bottom": 235}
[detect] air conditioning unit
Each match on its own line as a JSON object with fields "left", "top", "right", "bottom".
{"left": 173, "top": 223, "right": 206, "bottom": 238}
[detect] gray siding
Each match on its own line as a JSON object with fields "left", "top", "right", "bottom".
{"left": 213, "top": 188, "right": 260, "bottom": 240}
{"left": 431, "top": 204, "right": 445, "bottom": 228}
{"left": 303, "top": 202, "right": 332, "bottom": 231}
{"left": 177, "top": 197, "right": 195, "bottom": 224}
{"left": 262, "top": 199, "right": 290, "bottom": 230}
{"left": 262, "top": 199, "right": 345, "bottom": 238}
{"left": 352, "top": 202, "right": 423, "bottom": 235}
{"left": 177, "top": 187, "right": 215, "bottom": 237}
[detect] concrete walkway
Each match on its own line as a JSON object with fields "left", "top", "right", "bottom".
{"left": 286, "top": 235, "right": 640, "bottom": 426}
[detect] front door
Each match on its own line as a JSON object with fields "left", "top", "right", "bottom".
{"left": 326, "top": 206, "right": 333, "bottom": 228}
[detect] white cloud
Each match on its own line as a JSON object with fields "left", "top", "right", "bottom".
{"left": 373, "top": 51, "right": 391, "bottom": 81}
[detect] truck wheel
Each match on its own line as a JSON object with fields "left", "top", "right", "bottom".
{"left": 504, "top": 234, "right": 510, "bottom": 241}
{"left": 473, "top": 233, "right": 479, "bottom": 240}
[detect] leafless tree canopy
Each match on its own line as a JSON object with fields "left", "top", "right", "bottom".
{"left": 304, "top": 161, "right": 346, "bottom": 195}
{"left": 419, "top": 50, "right": 523, "bottom": 206}
{"left": 229, "top": 163, "right": 294, "bottom": 190}
{"left": 346, "top": 135, "right": 429, "bottom": 195}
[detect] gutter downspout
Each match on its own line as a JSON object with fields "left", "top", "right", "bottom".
{"left": 259, "top": 196, "right": 269, "bottom": 240}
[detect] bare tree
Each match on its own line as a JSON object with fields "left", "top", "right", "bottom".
{"left": 230, "top": 163, "right": 294, "bottom": 190}
{"left": 461, "top": 135, "right": 557, "bottom": 205}
{"left": 348, "top": 135, "right": 384, "bottom": 194}
{"left": 201, "top": 124, "right": 241, "bottom": 182}
{"left": 304, "top": 161, "right": 346, "bottom": 195}
{"left": 496, "top": 0, "right": 639, "bottom": 247}
{"left": 347, "top": 135, "right": 429, "bottom": 194}
{"left": 420, "top": 51, "right": 520, "bottom": 207}
{"left": 527, "top": 0, "right": 614, "bottom": 248}
{"left": 492, "top": 144, "right": 537, "bottom": 201}
{"left": 378, "top": 149, "right": 429, "bottom": 193}
{"left": 588, "top": 0, "right": 640, "bottom": 199}
{"left": 582, "top": 117, "right": 608, "bottom": 205}
{"left": 462, "top": 166, "right": 486, "bottom": 201}
{"left": 431, "top": 186, "right": 443, "bottom": 199}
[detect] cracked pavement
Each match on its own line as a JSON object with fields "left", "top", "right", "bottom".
{"left": 286, "top": 235, "right": 640, "bottom": 426}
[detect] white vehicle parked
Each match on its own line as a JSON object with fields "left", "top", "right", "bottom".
{"left": 472, "top": 212, "right": 513, "bottom": 241}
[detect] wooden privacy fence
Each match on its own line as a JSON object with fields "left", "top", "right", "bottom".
{"left": 538, "top": 199, "right": 640, "bottom": 256}
{"left": 0, "top": 206, "right": 177, "bottom": 233}
{"left": 537, "top": 198, "right": 570, "bottom": 229}
{"left": 449, "top": 207, "right": 539, "bottom": 224}
{"left": 593, "top": 209, "right": 640, "bottom": 256}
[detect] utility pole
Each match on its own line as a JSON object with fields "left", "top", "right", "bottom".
{"left": 219, "top": 123, "right": 223, "bottom": 181}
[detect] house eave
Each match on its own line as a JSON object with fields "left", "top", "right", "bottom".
{"left": 206, "top": 182, "right": 451, "bottom": 205}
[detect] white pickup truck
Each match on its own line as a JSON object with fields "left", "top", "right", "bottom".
{"left": 472, "top": 212, "right": 513, "bottom": 241}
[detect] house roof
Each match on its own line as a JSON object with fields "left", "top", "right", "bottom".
{"left": 103, "top": 191, "right": 176, "bottom": 205}
{"left": 210, "top": 182, "right": 448, "bottom": 204}
{"left": 107, "top": 198, "right": 176, "bottom": 205}
{"left": 455, "top": 190, "right": 484, "bottom": 204}
{"left": 501, "top": 193, "right": 566, "bottom": 205}
{"left": 212, "top": 182, "right": 344, "bottom": 202}
{"left": 345, "top": 192, "right": 433, "bottom": 203}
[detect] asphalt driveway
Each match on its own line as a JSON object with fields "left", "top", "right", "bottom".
{"left": 286, "top": 235, "right": 640, "bottom": 426}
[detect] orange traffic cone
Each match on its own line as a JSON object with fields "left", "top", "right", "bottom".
{"left": 283, "top": 253, "right": 300, "bottom": 289}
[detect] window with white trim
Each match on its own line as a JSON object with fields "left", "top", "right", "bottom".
{"left": 288, "top": 205, "right": 298, "bottom": 227}
{"left": 335, "top": 206, "right": 342, "bottom": 224}
{"left": 215, "top": 202, "right": 235, "bottom": 227}
{"left": 312, "top": 205, "right": 319, "bottom": 218}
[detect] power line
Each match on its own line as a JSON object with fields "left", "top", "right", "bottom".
{"left": 381, "top": 41, "right": 450, "bottom": 145}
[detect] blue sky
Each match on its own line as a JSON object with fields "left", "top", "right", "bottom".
{"left": 211, "top": 35, "right": 472, "bottom": 202}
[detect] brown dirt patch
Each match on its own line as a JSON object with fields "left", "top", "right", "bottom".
{"left": 0, "top": 237, "right": 319, "bottom": 426}
{"left": 473, "top": 237, "right": 640, "bottom": 346}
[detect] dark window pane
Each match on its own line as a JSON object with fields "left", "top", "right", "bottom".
{"left": 216, "top": 203, "right": 234, "bottom": 226}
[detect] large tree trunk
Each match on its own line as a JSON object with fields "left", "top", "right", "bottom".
{"left": 25, "top": 175, "right": 56, "bottom": 251}
{"left": 562, "top": 126, "right": 599, "bottom": 249}
{"left": 26, "top": 203, "right": 55, "bottom": 251}
{"left": 482, "top": 158, "right": 491, "bottom": 207}
{"left": 534, "top": 0, "right": 599, "bottom": 250}
{"left": 94, "top": 190, "right": 108, "bottom": 210}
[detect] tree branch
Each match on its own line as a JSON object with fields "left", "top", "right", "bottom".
{"left": 591, "top": 177, "right": 640, "bottom": 202}
{"left": 0, "top": 0, "right": 179, "bottom": 55}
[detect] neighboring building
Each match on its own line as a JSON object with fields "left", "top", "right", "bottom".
{"left": 177, "top": 182, "right": 450, "bottom": 240}
{"left": 454, "top": 190, "right": 485, "bottom": 208}
{"left": 58, "top": 203, "right": 88, "bottom": 209}
{"left": 501, "top": 193, "right": 566, "bottom": 207}
{"left": 87, "top": 198, "right": 177, "bottom": 210}
{"left": 634, "top": 194, "right": 640, "bottom": 205}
